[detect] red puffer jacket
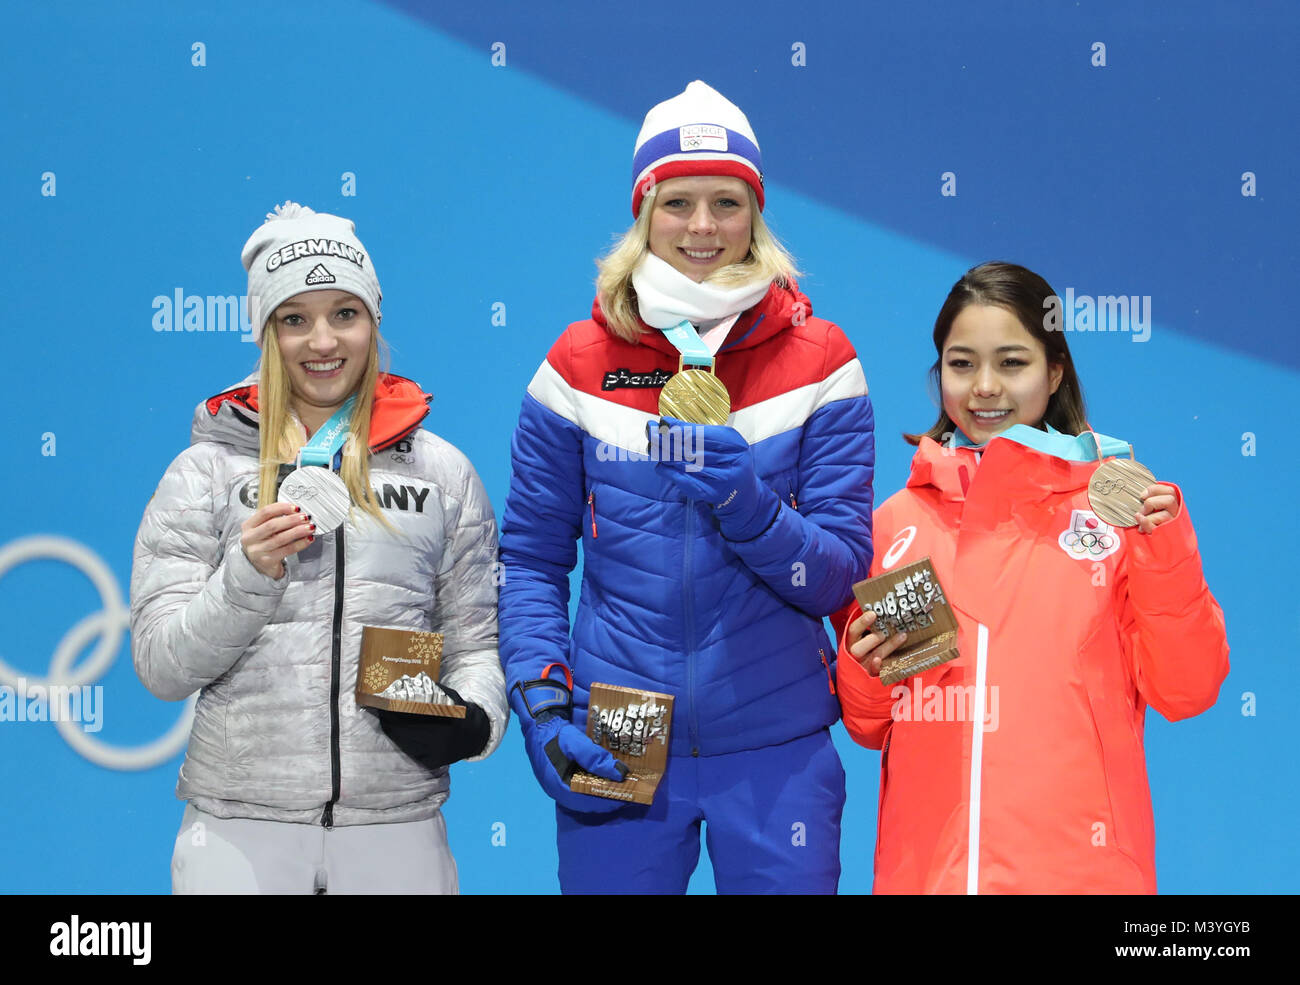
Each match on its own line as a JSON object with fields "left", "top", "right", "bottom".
{"left": 834, "top": 432, "right": 1229, "bottom": 894}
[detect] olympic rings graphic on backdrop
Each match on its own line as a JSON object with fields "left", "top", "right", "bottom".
{"left": 0, "top": 535, "right": 194, "bottom": 771}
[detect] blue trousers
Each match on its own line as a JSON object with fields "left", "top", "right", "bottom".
{"left": 556, "top": 729, "right": 845, "bottom": 894}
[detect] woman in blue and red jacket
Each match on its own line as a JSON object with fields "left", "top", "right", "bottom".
{"left": 499, "top": 81, "right": 875, "bottom": 893}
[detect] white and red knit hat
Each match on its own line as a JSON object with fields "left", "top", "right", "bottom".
{"left": 630, "top": 80, "right": 764, "bottom": 218}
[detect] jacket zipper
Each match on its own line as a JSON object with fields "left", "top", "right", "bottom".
{"left": 322, "top": 527, "right": 345, "bottom": 829}
{"left": 819, "top": 648, "right": 836, "bottom": 695}
{"left": 588, "top": 490, "right": 598, "bottom": 539}
{"left": 683, "top": 499, "right": 699, "bottom": 756}
{"left": 965, "top": 621, "right": 989, "bottom": 894}
{"left": 876, "top": 729, "right": 892, "bottom": 874}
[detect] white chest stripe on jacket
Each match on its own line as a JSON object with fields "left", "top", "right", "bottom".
{"left": 526, "top": 356, "right": 868, "bottom": 455}
{"left": 966, "top": 622, "right": 989, "bottom": 895}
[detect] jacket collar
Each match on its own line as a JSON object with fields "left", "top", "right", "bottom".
{"left": 908, "top": 424, "right": 1133, "bottom": 501}
{"left": 195, "top": 373, "right": 431, "bottom": 455}
{"left": 590, "top": 278, "right": 812, "bottom": 356}
{"left": 948, "top": 422, "right": 1131, "bottom": 462}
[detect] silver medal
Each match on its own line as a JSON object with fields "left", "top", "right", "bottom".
{"left": 279, "top": 466, "right": 351, "bottom": 532}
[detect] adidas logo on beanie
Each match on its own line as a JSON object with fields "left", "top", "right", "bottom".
{"left": 241, "top": 202, "right": 383, "bottom": 346}
{"left": 304, "top": 264, "right": 336, "bottom": 285}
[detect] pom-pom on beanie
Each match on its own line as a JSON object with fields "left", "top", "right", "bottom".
{"left": 241, "top": 202, "right": 382, "bottom": 346}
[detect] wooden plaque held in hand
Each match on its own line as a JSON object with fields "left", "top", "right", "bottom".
{"left": 569, "top": 684, "right": 675, "bottom": 806}
{"left": 355, "top": 626, "right": 465, "bottom": 718}
{"left": 851, "top": 558, "right": 960, "bottom": 686}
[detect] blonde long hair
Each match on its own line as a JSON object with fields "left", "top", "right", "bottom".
{"left": 595, "top": 184, "right": 800, "bottom": 343}
{"left": 256, "top": 323, "right": 390, "bottom": 526}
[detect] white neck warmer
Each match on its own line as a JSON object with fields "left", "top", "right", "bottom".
{"left": 632, "top": 252, "right": 771, "bottom": 331}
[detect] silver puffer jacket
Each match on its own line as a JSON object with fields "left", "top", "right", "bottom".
{"left": 130, "top": 374, "right": 507, "bottom": 825}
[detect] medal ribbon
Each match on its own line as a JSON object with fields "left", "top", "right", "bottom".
{"left": 1085, "top": 430, "right": 1136, "bottom": 463}
{"left": 297, "top": 395, "right": 357, "bottom": 469}
{"left": 660, "top": 320, "right": 715, "bottom": 370}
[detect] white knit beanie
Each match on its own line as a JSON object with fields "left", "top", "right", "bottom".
{"left": 241, "top": 202, "right": 382, "bottom": 345}
{"left": 630, "top": 80, "right": 764, "bottom": 218}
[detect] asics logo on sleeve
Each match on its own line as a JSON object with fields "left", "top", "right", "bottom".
{"left": 881, "top": 526, "right": 917, "bottom": 570}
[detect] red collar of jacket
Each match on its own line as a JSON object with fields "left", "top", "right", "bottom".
{"left": 204, "top": 373, "right": 431, "bottom": 453}
{"left": 589, "top": 278, "right": 813, "bottom": 356}
{"left": 908, "top": 435, "right": 1100, "bottom": 503}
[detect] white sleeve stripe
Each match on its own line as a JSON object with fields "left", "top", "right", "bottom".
{"left": 528, "top": 359, "right": 655, "bottom": 452}
{"left": 526, "top": 359, "right": 581, "bottom": 424}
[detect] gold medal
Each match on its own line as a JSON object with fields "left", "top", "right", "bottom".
{"left": 658, "top": 359, "right": 731, "bottom": 426}
{"left": 1087, "top": 447, "right": 1156, "bottom": 529}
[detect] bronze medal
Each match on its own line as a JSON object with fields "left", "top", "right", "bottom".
{"left": 1088, "top": 457, "right": 1156, "bottom": 528}
{"left": 658, "top": 367, "right": 731, "bottom": 426}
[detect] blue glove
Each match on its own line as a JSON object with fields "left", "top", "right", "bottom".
{"left": 513, "top": 670, "right": 630, "bottom": 814}
{"left": 651, "top": 415, "right": 781, "bottom": 542}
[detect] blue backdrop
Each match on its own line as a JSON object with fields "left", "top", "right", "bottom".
{"left": 1, "top": 0, "right": 1294, "bottom": 894}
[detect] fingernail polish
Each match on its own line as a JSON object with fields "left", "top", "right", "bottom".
{"left": 308, "top": 535, "right": 315, "bottom": 543}
{"left": 310, "top": 524, "right": 317, "bottom": 532}
{"left": 294, "top": 506, "right": 301, "bottom": 513}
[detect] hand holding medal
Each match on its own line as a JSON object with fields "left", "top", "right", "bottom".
{"left": 1084, "top": 433, "right": 1181, "bottom": 535}
{"left": 650, "top": 320, "right": 779, "bottom": 538}
{"left": 274, "top": 394, "right": 357, "bottom": 534}
{"left": 277, "top": 463, "right": 351, "bottom": 533}
{"left": 242, "top": 395, "right": 357, "bottom": 580}
{"left": 241, "top": 501, "right": 315, "bottom": 579}
{"left": 652, "top": 415, "right": 781, "bottom": 542}
{"left": 1134, "top": 483, "right": 1181, "bottom": 534}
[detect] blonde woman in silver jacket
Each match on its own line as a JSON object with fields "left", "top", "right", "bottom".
{"left": 131, "top": 203, "right": 507, "bottom": 894}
